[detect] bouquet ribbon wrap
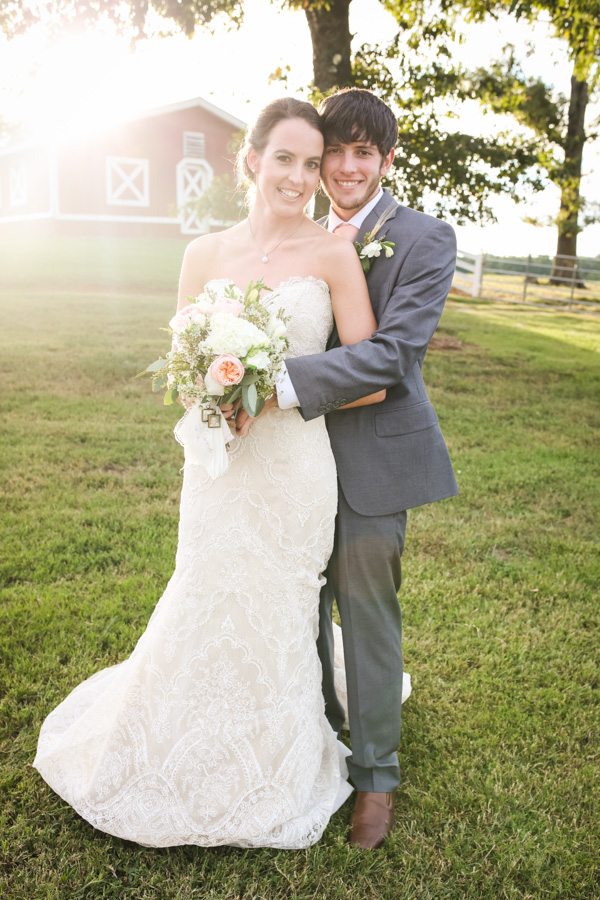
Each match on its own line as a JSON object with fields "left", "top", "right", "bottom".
{"left": 173, "top": 405, "right": 235, "bottom": 480}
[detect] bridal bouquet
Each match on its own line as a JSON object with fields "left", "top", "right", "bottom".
{"left": 140, "top": 278, "right": 289, "bottom": 479}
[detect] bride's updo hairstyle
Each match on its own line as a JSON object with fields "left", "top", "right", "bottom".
{"left": 238, "top": 97, "right": 323, "bottom": 189}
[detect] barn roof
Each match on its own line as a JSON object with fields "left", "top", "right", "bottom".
{"left": 130, "top": 96, "right": 246, "bottom": 130}
{"left": 0, "top": 95, "right": 245, "bottom": 155}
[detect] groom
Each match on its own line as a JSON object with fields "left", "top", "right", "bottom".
{"left": 241, "top": 88, "right": 458, "bottom": 848}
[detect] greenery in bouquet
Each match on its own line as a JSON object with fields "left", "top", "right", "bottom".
{"left": 140, "top": 279, "right": 289, "bottom": 419}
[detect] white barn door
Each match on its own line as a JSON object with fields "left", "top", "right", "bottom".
{"left": 176, "top": 158, "right": 214, "bottom": 235}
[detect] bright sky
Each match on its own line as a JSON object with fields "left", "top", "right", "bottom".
{"left": 1, "top": 0, "right": 598, "bottom": 258}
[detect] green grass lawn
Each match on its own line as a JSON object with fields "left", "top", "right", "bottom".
{"left": 1, "top": 238, "right": 599, "bottom": 899}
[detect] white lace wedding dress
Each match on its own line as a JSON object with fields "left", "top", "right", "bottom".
{"left": 33, "top": 277, "right": 354, "bottom": 849}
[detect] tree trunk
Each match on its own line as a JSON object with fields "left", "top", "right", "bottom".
{"left": 304, "top": 0, "right": 353, "bottom": 93}
{"left": 550, "top": 70, "right": 588, "bottom": 287}
{"left": 304, "top": 0, "right": 354, "bottom": 219}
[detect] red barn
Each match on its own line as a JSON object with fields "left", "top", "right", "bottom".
{"left": 0, "top": 97, "right": 244, "bottom": 238}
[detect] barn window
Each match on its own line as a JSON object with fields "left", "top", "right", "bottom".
{"left": 9, "top": 165, "right": 27, "bottom": 206}
{"left": 183, "top": 132, "right": 206, "bottom": 159}
{"left": 106, "top": 157, "right": 150, "bottom": 207}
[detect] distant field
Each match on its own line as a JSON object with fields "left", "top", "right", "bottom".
{"left": 453, "top": 269, "right": 600, "bottom": 313}
{"left": 1, "top": 237, "right": 599, "bottom": 900}
{"left": 0, "top": 235, "right": 187, "bottom": 295}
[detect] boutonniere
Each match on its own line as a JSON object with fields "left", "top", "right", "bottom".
{"left": 354, "top": 198, "right": 397, "bottom": 273}
{"left": 355, "top": 233, "right": 395, "bottom": 274}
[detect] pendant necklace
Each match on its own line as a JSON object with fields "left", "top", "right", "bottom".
{"left": 248, "top": 215, "right": 305, "bottom": 263}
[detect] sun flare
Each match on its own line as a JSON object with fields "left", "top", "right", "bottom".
{"left": 1, "top": 30, "right": 149, "bottom": 144}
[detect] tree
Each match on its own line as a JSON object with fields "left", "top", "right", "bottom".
{"left": 438, "top": 0, "right": 600, "bottom": 275}
{"left": 301, "top": 0, "right": 546, "bottom": 223}
{"left": 352, "top": 27, "right": 544, "bottom": 224}
{"left": 467, "top": 49, "right": 597, "bottom": 283}
{"left": 3, "top": 0, "right": 589, "bottom": 244}
{"left": 302, "top": 0, "right": 354, "bottom": 91}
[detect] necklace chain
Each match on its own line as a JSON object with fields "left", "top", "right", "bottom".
{"left": 248, "top": 215, "right": 305, "bottom": 263}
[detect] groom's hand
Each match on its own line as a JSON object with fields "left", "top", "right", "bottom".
{"left": 235, "top": 394, "right": 278, "bottom": 437}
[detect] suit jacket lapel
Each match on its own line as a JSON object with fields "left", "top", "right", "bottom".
{"left": 356, "top": 188, "right": 399, "bottom": 246}
{"left": 322, "top": 192, "right": 399, "bottom": 347}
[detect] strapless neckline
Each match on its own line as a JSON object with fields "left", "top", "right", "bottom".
{"left": 203, "top": 275, "right": 329, "bottom": 295}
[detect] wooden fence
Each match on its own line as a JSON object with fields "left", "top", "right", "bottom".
{"left": 452, "top": 251, "right": 600, "bottom": 314}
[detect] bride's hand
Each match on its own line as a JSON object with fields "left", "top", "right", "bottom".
{"left": 220, "top": 400, "right": 240, "bottom": 420}
{"left": 235, "top": 394, "right": 278, "bottom": 437}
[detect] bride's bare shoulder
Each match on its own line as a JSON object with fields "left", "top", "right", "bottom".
{"left": 179, "top": 225, "right": 245, "bottom": 302}
{"left": 310, "top": 223, "right": 362, "bottom": 272}
{"left": 183, "top": 224, "right": 244, "bottom": 262}
{"left": 180, "top": 223, "right": 247, "bottom": 284}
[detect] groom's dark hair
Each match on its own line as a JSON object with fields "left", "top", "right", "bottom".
{"left": 319, "top": 89, "right": 398, "bottom": 159}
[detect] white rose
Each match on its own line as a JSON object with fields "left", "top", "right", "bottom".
{"left": 267, "top": 316, "right": 287, "bottom": 342}
{"left": 266, "top": 314, "right": 284, "bottom": 334}
{"left": 203, "top": 369, "right": 225, "bottom": 395}
{"left": 192, "top": 292, "right": 213, "bottom": 313}
{"left": 362, "top": 241, "right": 382, "bottom": 258}
{"left": 272, "top": 326, "right": 287, "bottom": 342}
{"left": 246, "top": 350, "right": 271, "bottom": 370}
{"left": 196, "top": 297, "right": 215, "bottom": 313}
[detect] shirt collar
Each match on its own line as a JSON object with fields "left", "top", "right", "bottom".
{"left": 327, "top": 187, "right": 384, "bottom": 233}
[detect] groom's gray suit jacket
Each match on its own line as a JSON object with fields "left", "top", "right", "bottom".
{"left": 286, "top": 189, "right": 459, "bottom": 516}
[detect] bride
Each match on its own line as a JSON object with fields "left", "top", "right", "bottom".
{"left": 33, "top": 97, "right": 385, "bottom": 849}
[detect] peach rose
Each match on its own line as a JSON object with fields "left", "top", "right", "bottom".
{"left": 205, "top": 355, "right": 245, "bottom": 394}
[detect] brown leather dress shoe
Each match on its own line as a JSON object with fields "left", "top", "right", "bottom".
{"left": 348, "top": 791, "right": 395, "bottom": 849}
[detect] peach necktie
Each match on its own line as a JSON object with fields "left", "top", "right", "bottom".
{"left": 334, "top": 223, "right": 360, "bottom": 243}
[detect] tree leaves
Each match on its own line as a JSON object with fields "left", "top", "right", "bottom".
{"left": 354, "top": 35, "right": 545, "bottom": 224}
{"left": 0, "top": 0, "right": 246, "bottom": 40}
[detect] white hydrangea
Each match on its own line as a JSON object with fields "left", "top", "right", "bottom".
{"left": 205, "top": 313, "right": 269, "bottom": 358}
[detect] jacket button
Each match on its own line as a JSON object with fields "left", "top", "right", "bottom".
{"left": 318, "top": 405, "right": 327, "bottom": 413}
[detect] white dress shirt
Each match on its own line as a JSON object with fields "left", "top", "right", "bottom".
{"left": 276, "top": 188, "right": 384, "bottom": 410}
